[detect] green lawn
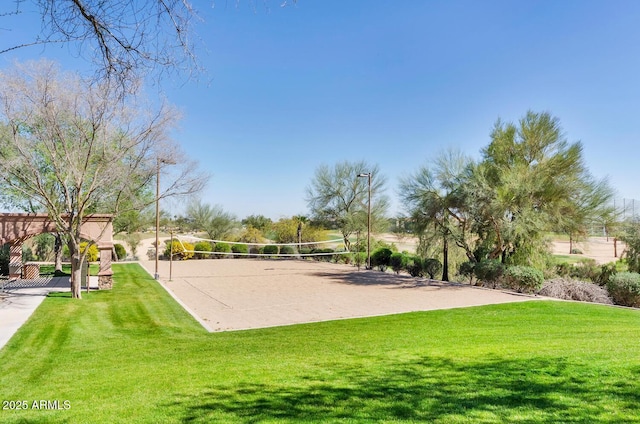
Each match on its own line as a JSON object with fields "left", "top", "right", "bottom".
{"left": 1, "top": 263, "right": 640, "bottom": 423}
{"left": 551, "top": 254, "right": 585, "bottom": 265}
{"left": 39, "top": 263, "right": 100, "bottom": 276}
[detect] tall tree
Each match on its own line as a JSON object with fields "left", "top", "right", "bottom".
{"left": 472, "top": 111, "right": 613, "bottom": 266}
{"left": 272, "top": 216, "right": 321, "bottom": 244}
{"left": 399, "top": 149, "right": 475, "bottom": 281}
{"left": 306, "top": 160, "right": 389, "bottom": 249}
{"left": 186, "top": 199, "right": 238, "bottom": 241}
{"left": 242, "top": 214, "right": 273, "bottom": 233}
{"left": 0, "top": 60, "right": 207, "bottom": 298}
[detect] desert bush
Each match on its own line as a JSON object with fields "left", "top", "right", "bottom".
{"left": 262, "top": 245, "right": 279, "bottom": 257}
{"left": 474, "top": 259, "right": 505, "bottom": 284}
{"left": 114, "top": 243, "right": 127, "bottom": 260}
{"left": 595, "top": 262, "right": 617, "bottom": 286}
{"left": 79, "top": 242, "right": 99, "bottom": 262}
{"left": 459, "top": 261, "right": 476, "bottom": 284}
{"left": 607, "top": 272, "right": 640, "bottom": 307}
{"left": 213, "top": 242, "right": 232, "bottom": 258}
{"left": 311, "top": 248, "right": 334, "bottom": 262}
{"left": 164, "top": 240, "right": 194, "bottom": 260}
{"left": 389, "top": 252, "right": 407, "bottom": 274}
{"left": 231, "top": 243, "right": 248, "bottom": 257}
{"left": 566, "top": 260, "right": 618, "bottom": 286}
{"left": 371, "top": 240, "right": 398, "bottom": 253}
{"left": 538, "top": 278, "right": 613, "bottom": 304}
{"left": 352, "top": 252, "right": 367, "bottom": 268}
{"left": 280, "top": 245, "right": 296, "bottom": 255}
{"left": 504, "top": 265, "right": 544, "bottom": 293}
{"left": 371, "top": 247, "right": 393, "bottom": 272}
{"left": 569, "top": 259, "right": 600, "bottom": 282}
{"left": 406, "top": 256, "right": 424, "bottom": 278}
{"left": 193, "top": 241, "right": 212, "bottom": 259}
{"left": 555, "top": 262, "right": 572, "bottom": 278}
{"left": 22, "top": 246, "right": 35, "bottom": 262}
{"left": 423, "top": 258, "right": 442, "bottom": 279}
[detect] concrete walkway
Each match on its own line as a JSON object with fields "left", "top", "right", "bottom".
{"left": 0, "top": 276, "right": 98, "bottom": 350}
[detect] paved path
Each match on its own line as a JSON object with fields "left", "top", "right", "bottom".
{"left": 0, "top": 276, "right": 97, "bottom": 350}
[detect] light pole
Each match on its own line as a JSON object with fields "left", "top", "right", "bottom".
{"left": 358, "top": 172, "right": 372, "bottom": 270}
{"left": 155, "top": 157, "right": 176, "bottom": 280}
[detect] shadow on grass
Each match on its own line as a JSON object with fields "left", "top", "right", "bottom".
{"left": 168, "top": 356, "right": 640, "bottom": 423}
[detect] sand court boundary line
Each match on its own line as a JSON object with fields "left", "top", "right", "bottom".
{"left": 140, "top": 258, "right": 542, "bottom": 333}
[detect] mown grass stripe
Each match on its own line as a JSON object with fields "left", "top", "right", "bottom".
{"left": 1, "top": 263, "right": 639, "bottom": 423}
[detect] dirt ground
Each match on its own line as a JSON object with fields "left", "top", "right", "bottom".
{"left": 550, "top": 236, "right": 624, "bottom": 264}
{"left": 141, "top": 258, "right": 539, "bottom": 332}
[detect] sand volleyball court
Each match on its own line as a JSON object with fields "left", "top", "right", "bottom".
{"left": 144, "top": 258, "right": 540, "bottom": 332}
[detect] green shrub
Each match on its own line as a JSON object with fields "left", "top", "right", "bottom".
{"left": 263, "top": 245, "right": 279, "bottom": 256}
{"left": 595, "top": 262, "right": 617, "bottom": 286}
{"left": 423, "top": 258, "right": 442, "bottom": 279}
{"left": 299, "top": 248, "right": 312, "bottom": 255}
{"left": 555, "top": 262, "right": 572, "bottom": 278}
{"left": 352, "top": 252, "right": 367, "bottom": 268}
{"left": 114, "top": 243, "right": 127, "bottom": 260}
{"left": 335, "top": 252, "right": 352, "bottom": 264}
{"left": 407, "top": 256, "right": 424, "bottom": 277}
{"left": 280, "top": 245, "right": 296, "bottom": 255}
{"left": 214, "top": 242, "right": 231, "bottom": 252}
{"left": 459, "top": 261, "right": 476, "bottom": 284}
{"left": 213, "top": 242, "right": 232, "bottom": 259}
{"left": 474, "top": 259, "right": 505, "bottom": 284}
{"left": 22, "top": 246, "right": 35, "bottom": 262}
{"left": 231, "top": 243, "right": 248, "bottom": 257}
{"left": 607, "top": 272, "right": 640, "bottom": 307}
{"left": 193, "top": 241, "right": 213, "bottom": 259}
{"left": 569, "top": 259, "right": 600, "bottom": 282}
{"left": 371, "top": 247, "right": 393, "bottom": 272}
{"left": 504, "top": 265, "right": 544, "bottom": 293}
{"left": 389, "top": 252, "right": 407, "bottom": 274}
{"left": 164, "top": 240, "right": 194, "bottom": 260}
{"left": 311, "top": 248, "right": 334, "bottom": 262}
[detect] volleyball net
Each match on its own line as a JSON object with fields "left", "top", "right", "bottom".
{"left": 172, "top": 234, "right": 351, "bottom": 259}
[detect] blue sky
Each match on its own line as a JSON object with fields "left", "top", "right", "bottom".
{"left": 3, "top": 1, "right": 640, "bottom": 220}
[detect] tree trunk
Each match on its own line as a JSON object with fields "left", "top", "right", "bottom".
{"left": 342, "top": 234, "right": 351, "bottom": 251}
{"left": 71, "top": 251, "right": 82, "bottom": 299}
{"left": 442, "top": 237, "right": 449, "bottom": 282}
{"left": 54, "top": 234, "right": 63, "bottom": 272}
{"left": 569, "top": 233, "right": 573, "bottom": 254}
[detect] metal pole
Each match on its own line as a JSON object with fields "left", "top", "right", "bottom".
{"left": 357, "top": 172, "right": 372, "bottom": 270}
{"left": 367, "top": 173, "right": 371, "bottom": 270}
{"left": 154, "top": 158, "right": 160, "bottom": 280}
{"left": 169, "top": 230, "right": 174, "bottom": 281}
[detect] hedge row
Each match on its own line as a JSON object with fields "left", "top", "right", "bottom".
{"left": 460, "top": 258, "right": 640, "bottom": 308}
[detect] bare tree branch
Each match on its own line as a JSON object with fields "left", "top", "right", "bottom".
{"left": 0, "top": 59, "right": 209, "bottom": 297}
